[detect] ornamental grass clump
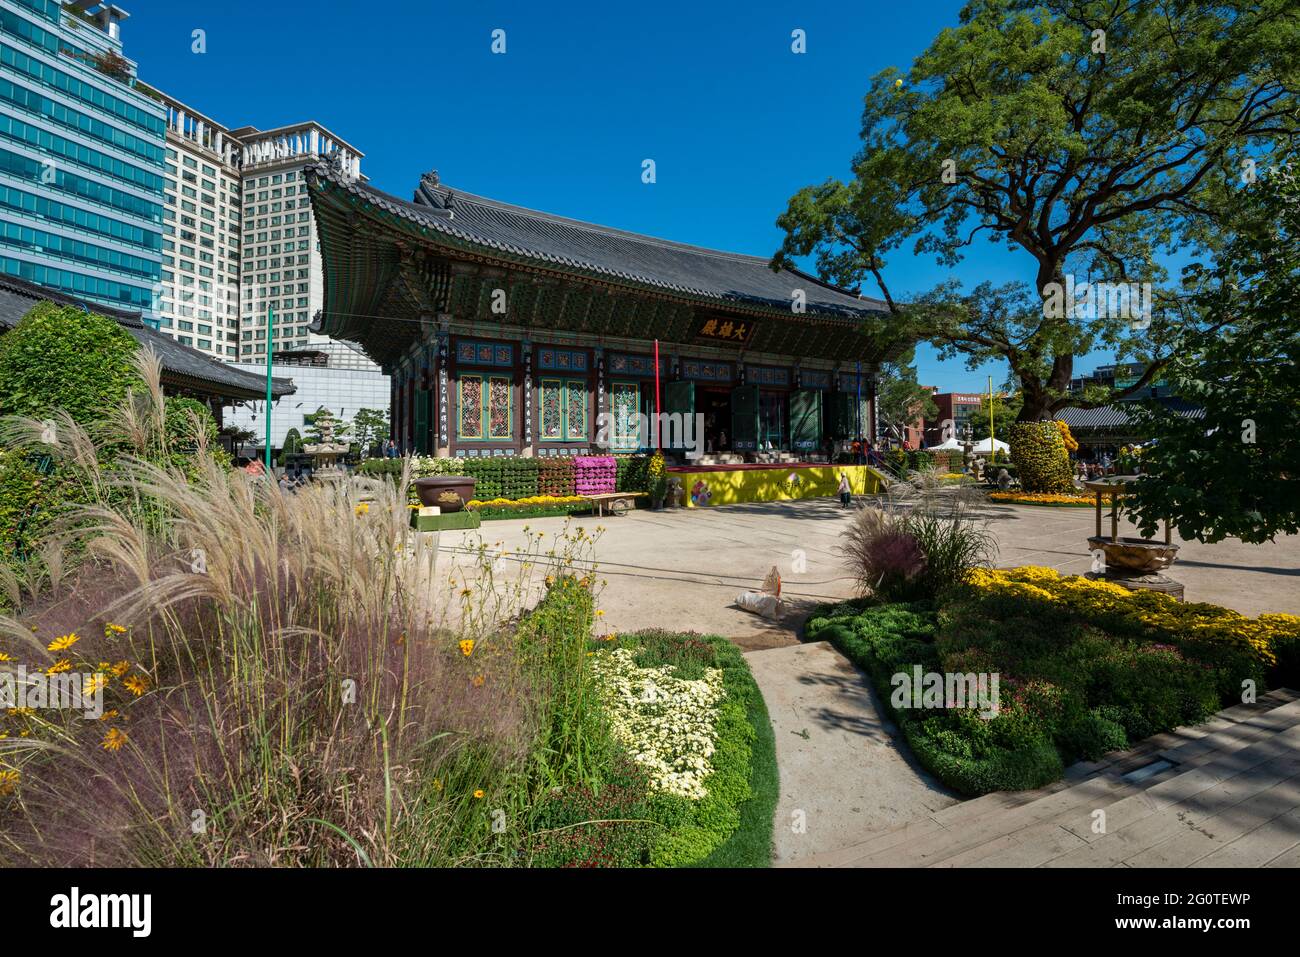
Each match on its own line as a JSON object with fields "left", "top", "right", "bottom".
{"left": 0, "top": 360, "right": 566, "bottom": 867}
{"left": 842, "top": 493, "right": 995, "bottom": 601}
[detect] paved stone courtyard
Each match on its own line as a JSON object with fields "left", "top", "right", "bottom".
{"left": 442, "top": 495, "right": 1300, "bottom": 642}
{"left": 439, "top": 494, "right": 1300, "bottom": 867}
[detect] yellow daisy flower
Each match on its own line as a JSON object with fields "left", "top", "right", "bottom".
{"left": 122, "top": 674, "right": 150, "bottom": 697}
{"left": 47, "top": 633, "right": 80, "bottom": 652}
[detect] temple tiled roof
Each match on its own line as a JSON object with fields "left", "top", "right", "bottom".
{"left": 312, "top": 163, "right": 889, "bottom": 321}
{"left": 0, "top": 274, "right": 294, "bottom": 401}
{"left": 1056, "top": 398, "right": 1203, "bottom": 430}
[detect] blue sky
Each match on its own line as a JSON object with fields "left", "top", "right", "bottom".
{"left": 121, "top": 0, "right": 1116, "bottom": 392}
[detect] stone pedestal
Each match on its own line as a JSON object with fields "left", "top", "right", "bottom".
{"left": 1086, "top": 570, "right": 1185, "bottom": 601}
{"left": 410, "top": 506, "right": 480, "bottom": 532}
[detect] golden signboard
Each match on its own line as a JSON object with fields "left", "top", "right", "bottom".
{"left": 695, "top": 316, "right": 755, "bottom": 346}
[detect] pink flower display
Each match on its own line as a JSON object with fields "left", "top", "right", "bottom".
{"left": 573, "top": 456, "right": 617, "bottom": 495}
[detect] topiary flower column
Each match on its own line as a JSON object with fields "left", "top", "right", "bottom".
{"left": 1008, "top": 421, "right": 1074, "bottom": 493}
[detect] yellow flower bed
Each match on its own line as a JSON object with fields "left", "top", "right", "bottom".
{"left": 466, "top": 495, "right": 586, "bottom": 508}
{"left": 989, "top": 491, "right": 1094, "bottom": 506}
{"left": 966, "top": 566, "right": 1299, "bottom": 666}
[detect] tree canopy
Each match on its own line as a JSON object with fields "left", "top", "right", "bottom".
{"left": 1124, "top": 168, "right": 1299, "bottom": 544}
{"left": 876, "top": 356, "right": 939, "bottom": 443}
{"left": 0, "top": 302, "right": 139, "bottom": 424}
{"left": 773, "top": 0, "right": 1300, "bottom": 420}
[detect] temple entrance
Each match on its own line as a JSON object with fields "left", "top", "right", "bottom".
{"left": 701, "top": 388, "right": 731, "bottom": 452}
{"left": 758, "top": 390, "right": 789, "bottom": 450}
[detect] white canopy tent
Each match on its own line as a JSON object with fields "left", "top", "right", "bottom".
{"left": 924, "top": 437, "right": 1009, "bottom": 454}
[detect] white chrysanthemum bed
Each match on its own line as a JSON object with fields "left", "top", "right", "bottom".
{"left": 590, "top": 648, "right": 725, "bottom": 800}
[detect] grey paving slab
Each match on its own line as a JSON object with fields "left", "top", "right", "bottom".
{"left": 745, "top": 640, "right": 958, "bottom": 865}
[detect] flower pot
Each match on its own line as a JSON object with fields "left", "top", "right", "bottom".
{"left": 414, "top": 475, "right": 476, "bottom": 512}
{"left": 1087, "top": 535, "right": 1179, "bottom": 575}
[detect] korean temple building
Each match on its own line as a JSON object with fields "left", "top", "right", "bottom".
{"left": 303, "top": 161, "right": 899, "bottom": 461}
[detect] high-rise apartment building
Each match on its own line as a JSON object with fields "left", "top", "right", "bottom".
{"left": 154, "top": 94, "right": 242, "bottom": 357}
{"left": 154, "top": 94, "right": 369, "bottom": 368}
{"left": 0, "top": 0, "right": 164, "bottom": 314}
{"left": 228, "top": 121, "right": 365, "bottom": 367}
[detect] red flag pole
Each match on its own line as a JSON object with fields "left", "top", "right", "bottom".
{"left": 654, "top": 338, "right": 662, "bottom": 451}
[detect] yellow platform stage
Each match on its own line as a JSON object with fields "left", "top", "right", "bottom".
{"left": 668, "top": 463, "right": 887, "bottom": 507}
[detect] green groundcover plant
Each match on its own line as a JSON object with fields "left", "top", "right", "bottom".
{"left": 806, "top": 569, "right": 1299, "bottom": 797}
{"left": 527, "top": 627, "right": 777, "bottom": 867}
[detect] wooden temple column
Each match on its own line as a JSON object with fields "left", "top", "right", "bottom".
{"left": 435, "top": 316, "right": 451, "bottom": 457}
{"left": 594, "top": 347, "right": 607, "bottom": 452}
{"left": 521, "top": 339, "right": 534, "bottom": 457}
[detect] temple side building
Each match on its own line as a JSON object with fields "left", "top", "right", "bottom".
{"left": 303, "top": 162, "right": 900, "bottom": 460}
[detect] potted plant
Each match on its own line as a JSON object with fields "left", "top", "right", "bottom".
{"left": 647, "top": 450, "right": 668, "bottom": 509}
{"left": 414, "top": 475, "right": 477, "bottom": 512}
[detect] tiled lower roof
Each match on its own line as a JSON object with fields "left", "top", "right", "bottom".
{"left": 0, "top": 274, "right": 294, "bottom": 401}
{"left": 1056, "top": 398, "right": 1204, "bottom": 430}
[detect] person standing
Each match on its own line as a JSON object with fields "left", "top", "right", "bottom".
{"left": 838, "top": 472, "right": 852, "bottom": 508}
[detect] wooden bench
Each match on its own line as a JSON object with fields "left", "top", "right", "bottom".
{"left": 583, "top": 492, "right": 643, "bottom": 517}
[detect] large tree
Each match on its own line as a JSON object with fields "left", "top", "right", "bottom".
{"left": 773, "top": 0, "right": 1299, "bottom": 421}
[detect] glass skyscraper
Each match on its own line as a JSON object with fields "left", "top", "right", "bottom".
{"left": 0, "top": 0, "right": 164, "bottom": 316}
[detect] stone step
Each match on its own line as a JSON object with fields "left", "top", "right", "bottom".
{"left": 1046, "top": 755, "right": 1300, "bottom": 867}
{"left": 790, "top": 817, "right": 949, "bottom": 868}
{"left": 848, "top": 772, "right": 1135, "bottom": 867}
{"left": 793, "top": 690, "right": 1300, "bottom": 868}
{"left": 937, "top": 731, "right": 1300, "bottom": 869}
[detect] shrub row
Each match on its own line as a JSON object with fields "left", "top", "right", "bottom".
{"left": 805, "top": 570, "right": 1299, "bottom": 797}
{"left": 359, "top": 455, "right": 651, "bottom": 501}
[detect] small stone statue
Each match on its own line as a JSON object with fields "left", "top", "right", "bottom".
{"left": 996, "top": 468, "right": 1013, "bottom": 491}
{"left": 668, "top": 477, "right": 685, "bottom": 508}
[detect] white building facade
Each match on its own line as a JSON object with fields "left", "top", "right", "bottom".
{"left": 223, "top": 357, "right": 390, "bottom": 453}
{"left": 155, "top": 95, "right": 241, "bottom": 357}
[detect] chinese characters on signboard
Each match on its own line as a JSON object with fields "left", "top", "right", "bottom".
{"left": 695, "top": 316, "right": 755, "bottom": 345}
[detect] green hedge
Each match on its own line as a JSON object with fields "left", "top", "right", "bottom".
{"left": 805, "top": 588, "right": 1258, "bottom": 797}
{"left": 616, "top": 455, "right": 650, "bottom": 493}
{"left": 358, "top": 455, "right": 653, "bottom": 498}
{"left": 471, "top": 501, "right": 592, "bottom": 521}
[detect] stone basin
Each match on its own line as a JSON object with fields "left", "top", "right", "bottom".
{"left": 1087, "top": 535, "right": 1179, "bottom": 574}
{"left": 414, "top": 475, "right": 476, "bottom": 513}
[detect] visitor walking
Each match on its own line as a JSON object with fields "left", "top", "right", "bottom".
{"left": 838, "top": 472, "right": 852, "bottom": 509}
